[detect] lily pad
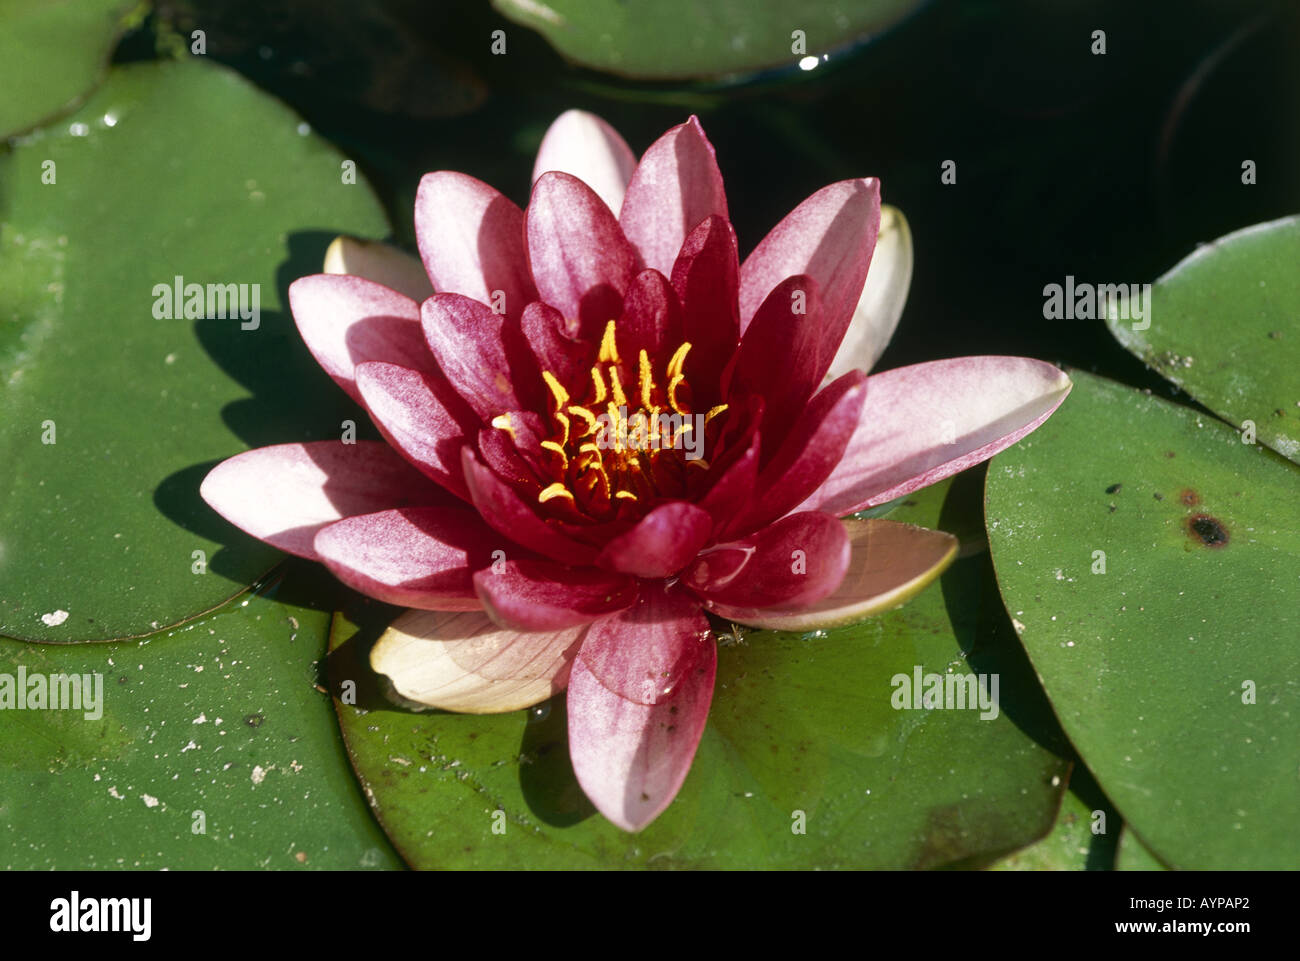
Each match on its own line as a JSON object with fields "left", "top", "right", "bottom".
{"left": 491, "top": 0, "right": 925, "bottom": 81}
{"left": 1115, "top": 827, "right": 1168, "bottom": 871}
{"left": 1108, "top": 216, "right": 1300, "bottom": 465}
{"left": 0, "top": 0, "right": 137, "bottom": 139}
{"left": 0, "top": 60, "right": 389, "bottom": 641}
{"left": 0, "top": 563, "right": 402, "bottom": 869}
{"left": 985, "top": 369, "right": 1300, "bottom": 869}
{"left": 990, "top": 787, "right": 1116, "bottom": 871}
{"left": 330, "top": 495, "right": 1069, "bottom": 868}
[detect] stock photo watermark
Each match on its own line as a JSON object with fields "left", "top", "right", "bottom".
{"left": 890, "top": 667, "right": 1000, "bottom": 720}
{"left": 49, "top": 892, "right": 151, "bottom": 941}
{"left": 0, "top": 668, "right": 103, "bottom": 720}
{"left": 1042, "top": 275, "right": 1152, "bottom": 330}
{"left": 152, "top": 275, "right": 260, "bottom": 329}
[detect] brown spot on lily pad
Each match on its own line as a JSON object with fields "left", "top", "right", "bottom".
{"left": 1179, "top": 488, "right": 1200, "bottom": 506}
{"left": 1188, "top": 514, "right": 1229, "bottom": 548}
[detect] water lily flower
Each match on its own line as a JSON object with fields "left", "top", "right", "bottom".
{"left": 201, "top": 110, "right": 1071, "bottom": 832}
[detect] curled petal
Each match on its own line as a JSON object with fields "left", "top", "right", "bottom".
{"left": 532, "top": 109, "right": 637, "bottom": 217}
{"left": 568, "top": 629, "right": 716, "bottom": 832}
{"left": 323, "top": 235, "right": 434, "bottom": 302}
{"left": 620, "top": 116, "right": 729, "bottom": 276}
{"left": 415, "top": 171, "right": 536, "bottom": 318}
{"left": 800, "top": 357, "right": 1073, "bottom": 516}
{"left": 473, "top": 559, "right": 636, "bottom": 630}
{"left": 594, "top": 501, "right": 713, "bottom": 578}
{"left": 684, "top": 510, "right": 850, "bottom": 618}
{"left": 314, "top": 507, "right": 500, "bottom": 610}
{"left": 371, "top": 608, "right": 586, "bottom": 713}
{"left": 824, "top": 204, "right": 913, "bottom": 379}
{"left": 288, "top": 274, "right": 427, "bottom": 403}
{"left": 739, "top": 178, "right": 881, "bottom": 349}
{"left": 727, "top": 518, "right": 957, "bottom": 631}
{"left": 200, "top": 441, "right": 444, "bottom": 560}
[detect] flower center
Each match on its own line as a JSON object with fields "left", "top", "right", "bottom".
{"left": 497, "top": 319, "right": 727, "bottom": 519}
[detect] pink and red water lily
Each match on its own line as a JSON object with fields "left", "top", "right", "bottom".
{"left": 201, "top": 110, "right": 1071, "bottom": 831}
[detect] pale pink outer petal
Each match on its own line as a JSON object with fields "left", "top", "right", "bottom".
{"left": 313, "top": 507, "right": 497, "bottom": 611}
{"left": 727, "top": 518, "right": 958, "bottom": 631}
{"left": 824, "top": 204, "right": 913, "bottom": 379}
{"left": 414, "top": 171, "right": 536, "bottom": 317}
{"left": 370, "top": 609, "right": 586, "bottom": 713}
{"left": 323, "top": 235, "right": 434, "bottom": 302}
{"left": 531, "top": 109, "right": 637, "bottom": 217}
{"left": 288, "top": 274, "right": 427, "bottom": 403}
{"left": 619, "top": 116, "right": 729, "bottom": 276}
{"left": 568, "top": 616, "right": 716, "bottom": 832}
{"left": 199, "top": 441, "right": 444, "bottom": 560}
{"left": 798, "top": 357, "right": 1073, "bottom": 516}
{"left": 738, "top": 178, "right": 881, "bottom": 340}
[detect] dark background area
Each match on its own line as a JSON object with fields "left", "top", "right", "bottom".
{"left": 124, "top": 0, "right": 1300, "bottom": 394}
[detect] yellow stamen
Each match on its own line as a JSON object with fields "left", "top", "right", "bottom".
{"left": 608, "top": 365, "right": 628, "bottom": 408}
{"left": 666, "top": 342, "right": 692, "bottom": 380}
{"left": 540, "top": 440, "right": 568, "bottom": 468}
{"left": 591, "top": 366, "right": 607, "bottom": 404}
{"left": 705, "top": 404, "right": 728, "bottom": 424}
{"left": 553, "top": 410, "right": 570, "bottom": 447}
{"left": 598, "top": 320, "right": 621, "bottom": 364}
{"left": 638, "top": 349, "right": 654, "bottom": 409}
{"left": 567, "top": 405, "right": 598, "bottom": 434}
{"left": 541, "top": 370, "right": 569, "bottom": 409}
{"left": 614, "top": 490, "right": 638, "bottom": 501}
{"left": 606, "top": 402, "right": 624, "bottom": 452}
{"left": 538, "top": 482, "right": 574, "bottom": 504}
{"left": 667, "top": 374, "right": 686, "bottom": 414}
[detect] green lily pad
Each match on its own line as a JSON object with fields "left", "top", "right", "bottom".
{"left": 330, "top": 506, "right": 1069, "bottom": 868}
{"left": 1108, "top": 216, "right": 1300, "bottom": 465}
{"left": 0, "top": 0, "right": 137, "bottom": 139}
{"left": 491, "top": 0, "right": 924, "bottom": 81}
{"left": 990, "top": 786, "right": 1117, "bottom": 871}
{"left": 0, "top": 59, "right": 389, "bottom": 641}
{"left": 985, "top": 370, "right": 1300, "bottom": 869}
{"left": 1115, "top": 827, "right": 1168, "bottom": 871}
{"left": 0, "top": 562, "right": 402, "bottom": 869}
